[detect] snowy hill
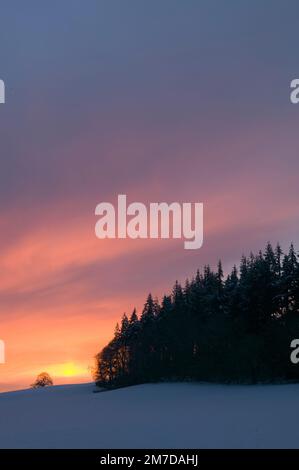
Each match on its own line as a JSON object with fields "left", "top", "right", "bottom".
{"left": 0, "top": 382, "right": 298, "bottom": 448}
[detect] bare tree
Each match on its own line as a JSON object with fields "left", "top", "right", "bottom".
{"left": 31, "top": 372, "right": 53, "bottom": 388}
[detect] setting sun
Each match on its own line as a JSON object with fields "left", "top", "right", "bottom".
{"left": 47, "top": 362, "right": 88, "bottom": 378}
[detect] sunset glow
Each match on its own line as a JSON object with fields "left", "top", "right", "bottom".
{"left": 1, "top": 2, "right": 299, "bottom": 394}
{"left": 47, "top": 362, "right": 88, "bottom": 379}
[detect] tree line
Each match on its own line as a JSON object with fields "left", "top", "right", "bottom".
{"left": 94, "top": 242, "right": 299, "bottom": 387}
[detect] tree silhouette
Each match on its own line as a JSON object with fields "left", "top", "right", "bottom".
{"left": 31, "top": 372, "right": 53, "bottom": 388}
{"left": 94, "top": 242, "right": 299, "bottom": 388}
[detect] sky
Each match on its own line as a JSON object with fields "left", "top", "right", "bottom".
{"left": 0, "top": 0, "right": 299, "bottom": 391}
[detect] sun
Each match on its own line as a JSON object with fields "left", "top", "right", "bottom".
{"left": 61, "top": 362, "right": 80, "bottom": 377}
{"left": 47, "top": 362, "right": 87, "bottom": 378}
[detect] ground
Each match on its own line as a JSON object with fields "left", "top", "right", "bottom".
{"left": 0, "top": 382, "right": 297, "bottom": 448}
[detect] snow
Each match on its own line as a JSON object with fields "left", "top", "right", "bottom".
{"left": 0, "top": 382, "right": 298, "bottom": 448}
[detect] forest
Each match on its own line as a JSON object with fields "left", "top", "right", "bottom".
{"left": 94, "top": 242, "right": 299, "bottom": 388}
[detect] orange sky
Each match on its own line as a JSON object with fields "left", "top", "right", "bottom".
{"left": 1, "top": 2, "right": 299, "bottom": 391}
{"left": 1, "top": 182, "right": 298, "bottom": 391}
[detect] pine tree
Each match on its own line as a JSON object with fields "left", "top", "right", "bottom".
{"left": 94, "top": 241, "right": 299, "bottom": 387}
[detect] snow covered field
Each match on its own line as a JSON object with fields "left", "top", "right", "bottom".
{"left": 0, "top": 382, "right": 298, "bottom": 448}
